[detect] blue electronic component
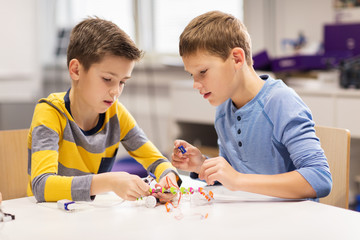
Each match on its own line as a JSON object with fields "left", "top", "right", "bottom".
{"left": 178, "top": 146, "right": 186, "bottom": 154}
{"left": 149, "top": 172, "right": 156, "bottom": 179}
{"left": 57, "top": 200, "right": 76, "bottom": 211}
{"left": 142, "top": 173, "right": 156, "bottom": 185}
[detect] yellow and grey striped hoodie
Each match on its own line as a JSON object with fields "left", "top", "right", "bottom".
{"left": 27, "top": 90, "right": 179, "bottom": 202}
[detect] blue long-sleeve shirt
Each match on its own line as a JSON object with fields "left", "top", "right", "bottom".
{"left": 214, "top": 75, "right": 332, "bottom": 198}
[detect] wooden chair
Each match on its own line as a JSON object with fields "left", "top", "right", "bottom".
{"left": 315, "top": 125, "right": 350, "bottom": 209}
{"left": 0, "top": 129, "right": 29, "bottom": 200}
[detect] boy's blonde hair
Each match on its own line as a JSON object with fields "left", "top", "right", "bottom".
{"left": 179, "top": 11, "right": 253, "bottom": 66}
{"left": 67, "top": 17, "right": 143, "bottom": 71}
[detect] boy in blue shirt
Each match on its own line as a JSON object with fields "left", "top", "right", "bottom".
{"left": 172, "top": 11, "right": 331, "bottom": 199}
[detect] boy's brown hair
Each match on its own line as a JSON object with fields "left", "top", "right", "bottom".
{"left": 67, "top": 17, "right": 143, "bottom": 71}
{"left": 179, "top": 11, "right": 253, "bottom": 66}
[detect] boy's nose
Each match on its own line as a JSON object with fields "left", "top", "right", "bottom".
{"left": 193, "top": 81, "right": 202, "bottom": 90}
{"left": 110, "top": 86, "right": 121, "bottom": 98}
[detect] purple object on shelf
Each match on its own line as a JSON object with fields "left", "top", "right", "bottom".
{"left": 271, "top": 52, "right": 352, "bottom": 73}
{"left": 324, "top": 23, "right": 360, "bottom": 56}
{"left": 253, "top": 50, "right": 272, "bottom": 71}
{"left": 271, "top": 55, "right": 323, "bottom": 72}
{"left": 270, "top": 23, "right": 360, "bottom": 73}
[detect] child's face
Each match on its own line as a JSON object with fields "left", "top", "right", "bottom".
{"left": 77, "top": 55, "right": 135, "bottom": 113}
{"left": 182, "top": 51, "right": 239, "bottom": 106}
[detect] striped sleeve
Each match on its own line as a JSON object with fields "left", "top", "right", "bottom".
{"left": 28, "top": 101, "right": 93, "bottom": 202}
{"left": 117, "top": 102, "right": 181, "bottom": 183}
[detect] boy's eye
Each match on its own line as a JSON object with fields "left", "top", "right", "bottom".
{"left": 103, "top": 78, "right": 111, "bottom": 82}
{"left": 120, "top": 81, "right": 126, "bottom": 86}
{"left": 200, "top": 69, "right": 207, "bottom": 74}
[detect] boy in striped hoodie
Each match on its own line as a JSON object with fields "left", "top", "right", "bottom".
{"left": 28, "top": 18, "right": 180, "bottom": 203}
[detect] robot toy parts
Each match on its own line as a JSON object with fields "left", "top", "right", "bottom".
{"left": 140, "top": 170, "right": 214, "bottom": 210}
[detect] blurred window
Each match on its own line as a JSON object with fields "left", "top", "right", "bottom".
{"left": 153, "top": 0, "right": 243, "bottom": 54}
{"left": 64, "top": 0, "right": 134, "bottom": 38}
{"left": 47, "top": 0, "right": 243, "bottom": 62}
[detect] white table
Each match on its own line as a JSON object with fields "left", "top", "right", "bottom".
{"left": 1, "top": 176, "right": 359, "bottom": 240}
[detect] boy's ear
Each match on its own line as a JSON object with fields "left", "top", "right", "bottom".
{"left": 69, "top": 59, "right": 81, "bottom": 81}
{"left": 231, "top": 47, "right": 246, "bottom": 67}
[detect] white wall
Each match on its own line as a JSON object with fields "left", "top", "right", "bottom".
{"left": 0, "top": 0, "right": 41, "bottom": 102}
{"left": 244, "top": 0, "right": 274, "bottom": 55}
{"left": 244, "top": 0, "right": 334, "bottom": 57}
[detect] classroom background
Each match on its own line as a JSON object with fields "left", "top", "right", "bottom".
{"left": 1, "top": 0, "right": 360, "bottom": 210}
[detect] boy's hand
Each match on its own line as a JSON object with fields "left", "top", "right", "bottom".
{"left": 199, "top": 156, "right": 241, "bottom": 191}
{"left": 171, "top": 140, "right": 205, "bottom": 173}
{"left": 110, "top": 172, "right": 150, "bottom": 201}
{"left": 151, "top": 172, "right": 178, "bottom": 203}
{"left": 92, "top": 172, "right": 150, "bottom": 201}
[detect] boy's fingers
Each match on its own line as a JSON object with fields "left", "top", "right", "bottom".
{"left": 137, "top": 179, "right": 151, "bottom": 193}
{"left": 155, "top": 192, "right": 176, "bottom": 202}
{"left": 174, "top": 140, "right": 186, "bottom": 148}
{"left": 174, "top": 140, "right": 190, "bottom": 151}
{"left": 172, "top": 158, "right": 189, "bottom": 168}
{"left": 177, "top": 151, "right": 189, "bottom": 158}
{"left": 171, "top": 154, "right": 181, "bottom": 162}
{"left": 172, "top": 153, "right": 189, "bottom": 162}
{"left": 199, "top": 162, "right": 210, "bottom": 180}
{"left": 129, "top": 192, "right": 141, "bottom": 201}
{"left": 172, "top": 162, "right": 186, "bottom": 169}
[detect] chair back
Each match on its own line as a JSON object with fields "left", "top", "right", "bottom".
{"left": 0, "top": 129, "right": 29, "bottom": 200}
{"left": 315, "top": 125, "right": 350, "bottom": 209}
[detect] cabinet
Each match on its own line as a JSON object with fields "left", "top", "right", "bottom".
{"left": 300, "top": 95, "right": 335, "bottom": 127}
{"left": 171, "top": 80, "right": 215, "bottom": 125}
{"left": 170, "top": 80, "right": 217, "bottom": 156}
{"left": 336, "top": 97, "right": 360, "bottom": 137}
{"left": 289, "top": 80, "right": 360, "bottom": 138}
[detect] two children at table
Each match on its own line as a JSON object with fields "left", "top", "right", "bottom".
{"left": 28, "top": 11, "right": 331, "bottom": 203}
